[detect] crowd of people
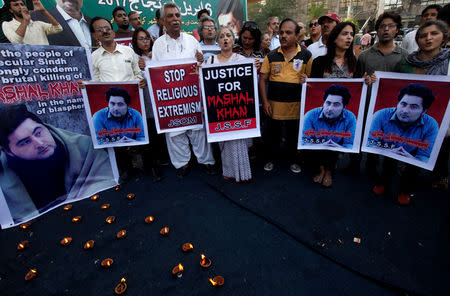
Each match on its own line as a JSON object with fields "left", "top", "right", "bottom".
{"left": 1, "top": 0, "right": 449, "bottom": 207}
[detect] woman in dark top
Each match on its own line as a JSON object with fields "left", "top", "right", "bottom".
{"left": 309, "top": 22, "right": 358, "bottom": 187}
{"left": 234, "top": 21, "right": 264, "bottom": 58}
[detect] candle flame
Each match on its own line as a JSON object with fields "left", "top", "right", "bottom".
{"left": 87, "top": 243, "right": 90, "bottom": 248}
{"left": 209, "top": 278, "right": 217, "bottom": 286}
{"left": 121, "top": 278, "right": 126, "bottom": 283}
{"left": 201, "top": 254, "right": 206, "bottom": 264}
{"left": 115, "top": 185, "right": 120, "bottom": 190}
{"left": 188, "top": 244, "right": 193, "bottom": 248}
{"left": 107, "top": 261, "right": 111, "bottom": 266}
{"left": 64, "top": 238, "right": 68, "bottom": 243}
{"left": 178, "top": 263, "right": 183, "bottom": 271}
{"left": 19, "top": 243, "right": 24, "bottom": 248}
{"left": 30, "top": 269, "right": 37, "bottom": 274}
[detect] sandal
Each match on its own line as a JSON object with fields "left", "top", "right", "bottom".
{"left": 321, "top": 177, "right": 332, "bottom": 188}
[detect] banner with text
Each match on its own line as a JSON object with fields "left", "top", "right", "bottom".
{"left": 0, "top": 44, "right": 118, "bottom": 229}
{"left": 298, "top": 79, "right": 367, "bottom": 153}
{"left": 200, "top": 60, "right": 260, "bottom": 142}
{"left": 145, "top": 59, "right": 203, "bottom": 134}
{"left": 362, "top": 72, "right": 450, "bottom": 170}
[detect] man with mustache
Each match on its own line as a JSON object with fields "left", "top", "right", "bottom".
{"left": 31, "top": 0, "right": 94, "bottom": 48}
{"left": 112, "top": 6, "right": 133, "bottom": 38}
{"left": 0, "top": 104, "right": 115, "bottom": 223}
{"left": 307, "top": 13, "right": 340, "bottom": 59}
{"left": 2, "top": 0, "right": 62, "bottom": 45}
{"left": 152, "top": 2, "right": 216, "bottom": 179}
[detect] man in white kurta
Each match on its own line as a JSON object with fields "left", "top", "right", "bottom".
{"left": 152, "top": 2, "right": 215, "bottom": 178}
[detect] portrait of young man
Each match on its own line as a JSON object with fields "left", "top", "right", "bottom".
{"left": 367, "top": 83, "right": 439, "bottom": 162}
{"left": 302, "top": 84, "right": 357, "bottom": 149}
{"left": 92, "top": 86, "right": 145, "bottom": 146}
{"left": 0, "top": 104, "right": 116, "bottom": 224}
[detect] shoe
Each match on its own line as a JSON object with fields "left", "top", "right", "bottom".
{"left": 176, "top": 165, "right": 190, "bottom": 179}
{"left": 372, "top": 185, "right": 385, "bottom": 195}
{"left": 290, "top": 164, "right": 301, "bottom": 173}
{"left": 203, "top": 164, "right": 218, "bottom": 176}
{"left": 397, "top": 193, "right": 411, "bottom": 205}
{"left": 264, "top": 162, "right": 274, "bottom": 171}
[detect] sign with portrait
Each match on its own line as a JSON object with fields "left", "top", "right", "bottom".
{"left": 298, "top": 79, "right": 367, "bottom": 153}
{"left": 145, "top": 59, "right": 204, "bottom": 134}
{"left": 200, "top": 60, "right": 260, "bottom": 142}
{"left": 0, "top": 44, "right": 118, "bottom": 229}
{"left": 82, "top": 81, "right": 148, "bottom": 148}
{"left": 362, "top": 72, "right": 450, "bottom": 170}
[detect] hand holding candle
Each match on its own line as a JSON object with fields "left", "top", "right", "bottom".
{"left": 116, "top": 230, "right": 127, "bottom": 239}
{"left": 171, "top": 263, "right": 183, "bottom": 278}
{"left": 63, "top": 204, "right": 72, "bottom": 211}
{"left": 84, "top": 240, "right": 94, "bottom": 250}
{"left": 160, "top": 227, "right": 169, "bottom": 236}
{"left": 72, "top": 216, "right": 82, "bottom": 223}
{"left": 145, "top": 216, "right": 154, "bottom": 224}
{"left": 209, "top": 276, "right": 224, "bottom": 287}
{"left": 60, "top": 237, "right": 72, "bottom": 246}
{"left": 114, "top": 278, "right": 127, "bottom": 294}
{"left": 90, "top": 194, "right": 100, "bottom": 201}
{"left": 101, "top": 258, "right": 114, "bottom": 268}
{"left": 182, "top": 243, "right": 193, "bottom": 252}
{"left": 200, "top": 254, "right": 211, "bottom": 268}
{"left": 17, "top": 241, "right": 29, "bottom": 250}
{"left": 25, "top": 269, "right": 37, "bottom": 281}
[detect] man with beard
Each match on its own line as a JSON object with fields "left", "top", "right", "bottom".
{"left": 31, "top": 0, "right": 93, "bottom": 48}
{"left": 152, "top": 2, "right": 216, "bottom": 179}
{"left": 307, "top": 13, "right": 340, "bottom": 59}
{"left": 2, "top": 0, "right": 62, "bottom": 44}
{"left": 112, "top": 6, "right": 133, "bottom": 38}
{"left": 93, "top": 86, "right": 145, "bottom": 145}
{"left": 0, "top": 104, "right": 115, "bottom": 224}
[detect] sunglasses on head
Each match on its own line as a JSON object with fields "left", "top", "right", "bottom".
{"left": 243, "top": 21, "right": 259, "bottom": 30}
{"left": 309, "top": 22, "right": 319, "bottom": 27}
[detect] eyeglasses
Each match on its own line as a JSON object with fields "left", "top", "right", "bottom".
{"left": 309, "top": 22, "right": 319, "bottom": 27}
{"left": 203, "top": 25, "right": 215, "bottom": 30}
{"left": 95, "top": 26, "right": 112, "bottom": 33}
{"left": 138, "top": 37, "right": 151, "bottom": 42}
{"left": 379, "top": 23, "right": 397, "bottom": 30}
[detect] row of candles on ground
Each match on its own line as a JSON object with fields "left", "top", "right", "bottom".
{"left": 19, "top": 191, "right": 224, "bottom": 292}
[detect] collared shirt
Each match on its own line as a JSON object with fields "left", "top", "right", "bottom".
{"left": 93, "top": 107, "right": 145, "bottom": 144}
{"left": 302, "top": 108, "right": 356, "bottom": 148}
{"left": 200, "top": 41, "right": 220, "bottom": 61}
{"left": 355, "top": 43, "right": 408, "bottom": 76}
{"left": 152, "top": 32, "right": 202, "bottom": 61}
{"left": 307, "top": 36, "right": 327, "bottom": 59}
{"left": 270, "top": 35, "right": 280, "bottom": 50}
{"left": 56, "top": 4, "right": 91, "bottom": 48}
{"left": 401, "top": 29, "right": 418, "bottom": 54}
{"left": 2, "top": 18, "right": 62, "bottom": 45}
{"left": 367, "top": 107, "right": 438, "bottom": 162}
{"left": 92, "top": 43, "right": 142, "bottom": 82}
{"left": 260, "top": 44, "right": 312, "bottom": 120}
{"left": 147, "top": 23, "right": 160, "bottom": 39}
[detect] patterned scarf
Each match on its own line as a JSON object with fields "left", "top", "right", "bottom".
{"left": 406, "top": 48, "right": 450, "bottom": 75}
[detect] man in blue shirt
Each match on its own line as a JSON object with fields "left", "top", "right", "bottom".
{"left": 367, "top": 83, "right": 438, "bottom": 162}
{"left": 368, "top": 83, "right": 439, "bottom": 205}
{"left": 93, "top": 86, "right": 145, "bottom": 145}
{"left": 303, "top": 84, "right": 356, "bottom": 149}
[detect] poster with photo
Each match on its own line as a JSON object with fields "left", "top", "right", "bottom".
{"left": 362, "top": 72, "right": 450, "bottom": 170}
{"left": 298, "top": 79, "right": 367, "bottom": 153}
{"left": 145, "top": 59, "right": 204, "bottom": 134}
{"left": 82, "top": 81, "right": 148, "bottom": 149}
{"left": 200, "top": 60, "right": 260, "bottom": 142}
{"left": 0, "top": 44, "right": 118, "bottom": 229}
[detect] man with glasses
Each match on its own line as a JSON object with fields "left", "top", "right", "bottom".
{"left": 267, "top": 16, "right": 280, "bottom": 50}
{"left": 304, "top": 18, "right": 321, "bottom": 47}
{"left": 402, "top": 4, "right": 441, "bottom": 53}
{"left": 198, "top": 15, "right": 219, "bottom": 60}
{"left": 307, "top": 13, "right": 340, "bottom": 59}
{"left": 89, "top": 16, "right": 144, "bottom": 183}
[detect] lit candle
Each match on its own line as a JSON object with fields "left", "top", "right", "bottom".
{"left": 17, "top": 240, "right": 29, "bottom": 250}
{"left": 63, "top": 204, "right": 72, "bottom": 211}
{"left": 101, "top": 258, "right": 114, "bottom": 268}
{"left": 182, "top": 243, "right": 193, "bottom": 252}
{"left": 90, "top": 194, "right": 100, "bottom": 201}
{"left": 115, "top": 185, "right": 120, "bottom": 191}
{"left": 101, "top": 204, "right": 110, "bottom": 210}
{"left": 200, "top": 254, "right": 211, "bottom": 268}
{"left": 160, "top": 227, "right": 169, "bottom": 236}
{"left": 116, "top": 230, "right": 127, "bottom": 239}
{"left": 209, "top": 276, "right": 224, "bottom": 287}
{"left": 84, "top": 240, "right": 95, "bottom": 250}
{"left": 171, "top": 263, "right": 183, "bottom": 278}
{"left": 20, "top": 222, "right": 31, "bottom": 229}
{"left": 106, "top": 216, "right": 116, "bottom": 224}
{"left": 114, "top": 278, "right": 127, "bottom": 294}
{"left": 72, "top": 216, "right": 82, "bottom": 223}
{"left": 126, "top": 193, "right": 135, "bottom": 200}
{"left": 25, "top": 269, "right": 37, "bottom": 281}
{"left": 144, "top": 216, "right": 154, "bottom": 224}
{"left": 60, "top": 237, "right": 72, "bottom": 246}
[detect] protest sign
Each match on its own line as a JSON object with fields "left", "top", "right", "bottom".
{"left": 362, "top": 72, "right": 450, "bottom": 170}
{"left": 200, "top": 59, "right": 260, "bottom": 142}
{"left": 82, "top": 82, "right": 149, "bottom": 148}
{"left": 298, "top": 79, "right": 367, "bottom": 153}
{"left": 0, "top": 44, "right": 118, "bottom": 229}
{"left": 145, "top": 59, "right": 203, "bottom": 134}
{"left": 115, "top": 37, "right": 133, "bottom": 47}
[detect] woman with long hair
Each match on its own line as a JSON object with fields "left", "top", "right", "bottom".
{"left": 235, "top": 21, "right": 264, "bottom": 58}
